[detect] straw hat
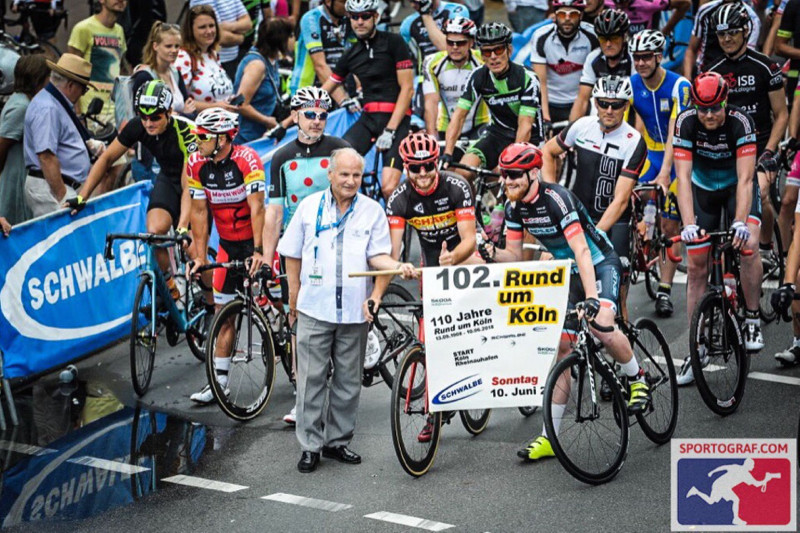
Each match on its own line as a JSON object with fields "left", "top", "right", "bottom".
{"left": 46, "top": 54, "right": 97, "bottom": 90}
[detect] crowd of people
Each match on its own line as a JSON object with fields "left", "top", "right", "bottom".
{"left": 2, "top": 0, "right": 800, "bottom": 473}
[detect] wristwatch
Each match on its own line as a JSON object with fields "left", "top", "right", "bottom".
{"left": 254, "top": 246, "right": 264, "bottom": 254}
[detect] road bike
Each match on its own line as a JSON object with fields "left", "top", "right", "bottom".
{"left": 1, "top": 3, "right": 63, "bottom": 61}
{"left": 105, "top": 233, "right": 211, "bottom": 397}
{"left": 628, "top": 184, "right": 672, "bottom": 300}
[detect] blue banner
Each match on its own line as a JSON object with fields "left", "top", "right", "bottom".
{"left": 0, "top": 183, "right": 151, "bottom": 380}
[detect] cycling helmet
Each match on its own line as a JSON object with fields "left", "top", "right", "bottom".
{"left": 499, "top": 143, "right": 543, "bottom": 171}
{"left": 630, "top": 30, "right": 665, "bottom": 53}
{"left": 713, "top": 2, "right": 751, "bottom": 32}
{"left": 399, "top": 131, "right": 440, "bottom": 164}
{"left": 690, "top": 71, "right": 728, "bottom": 106}
{"left": 476, "top": 22, "right": 512, "bottom": 47}
{"left": 194, "top": 107, "right": 239, "bottom": 137}
{"left": 291, "top": 86, "right": 333, "bottom": 110}
{"left": 594, "top": 9, "right": 630, "bottom": 37}
{"left": 552, "top": 0, "right": 586, "bottom": 10}
{"left": 135, "top": 80, "right": 173, "bottom": 115}
{"left": 443, "top": 16, "right": 477, "bottom": 38}
{"left": 592, "top": 75, "right": 633, "bottom": 100}
{"left": 345, "top": 0, "right": 379, "bottom": 12}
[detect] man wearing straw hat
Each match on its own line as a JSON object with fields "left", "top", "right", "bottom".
{"left": 23, "top": 54, "right": 104, "bottom": 218}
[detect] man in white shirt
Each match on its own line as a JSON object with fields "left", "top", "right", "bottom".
{"left": 277, "top": 147, "right": 417, "bottom": 473}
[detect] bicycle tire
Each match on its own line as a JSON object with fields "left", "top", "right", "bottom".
{"left": 690, "top": 291, "right": 748, "bottom": 416}
{"left": 518, "top": 406, "right": 538, "bottom": 417}
{"left": 32, "top": 39, "right": 60, "bottom": 61}
{"left": 390, "top": 345, "right": 441, "bottom": 477}
{"left": 270, "top": 307, "right": 294, "bottom": 384}
{"left": 205, "top": 299, "right": 276, "bottom": 421}
{"left": 377, "top": 283, "right": 419, "bottom": 389}
{"left": 644, "top": 239, "right": 661, "bottom": 301}
{"left": 759, "top": 221, "right": 784, "bottom": 323}
{"left": 631, "top": 318, "right": 678, "bottom": 444}
{"left": 185, "top": 285, "right": 208, "bottom": 362}
{"left": 459, "top": 408, "right": 491, "bottom": 435}
{"left": 544, "top": 351, "right": 629, "bottom": 485}
{"left": 129, "top": 406, "right": 158, "bottom": 501}
{"left": 130, "top": 275, "right": 157, "bottom": 397}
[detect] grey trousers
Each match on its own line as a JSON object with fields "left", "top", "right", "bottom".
{"left": 295, "top": 312, "right": 368, "bottom": 453}
{"left": 24, "top": 175, "right": 76, "bottom": 219}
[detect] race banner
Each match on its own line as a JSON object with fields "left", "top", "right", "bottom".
{"left": 0, "top": 182, "right": 151, "bottom": 380}
{"left": 422, "top": 260, "right": 571, "bottom": 411}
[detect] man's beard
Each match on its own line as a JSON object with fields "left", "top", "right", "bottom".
{"left": 505, "top": 180, "right": 530, "bottom": 202}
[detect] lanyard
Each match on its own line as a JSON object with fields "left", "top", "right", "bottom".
{"left": 314, "top": 191, "right": 357, "bottom": 258}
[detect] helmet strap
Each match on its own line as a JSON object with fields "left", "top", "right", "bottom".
{"left": 522, "top": 172, "right": 539, "bottom": 203}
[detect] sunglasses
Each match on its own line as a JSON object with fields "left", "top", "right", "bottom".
{"left": 555, "top": 9, "right": 581, "bottom": 19}
{"left": 500, "top": 169, "right": 527, "bottom": 180}
{"left": 407, "top": 161, "right": 437, "bottom": 173}
{"left": 633, "top": 52, "right": 656, "bottom": 62}
{"left": 157, "top": 22, "right": 181, "bottom": 31}
{"left": 695, "top": 103, "right": 725, "bottom": 114}
{"left": 349, "top": 11, "right": 375, "bottom": 21}
{"left": 480, "top": 46, "right": 506, "bottom": 57}
{"left": 446, "top": 38, "right": 470, "bottom": 47}
{"left": 595, "top": 99, "right": 627, "bottom": 110}
{"left": 598, "top": 34, "right": 624, "bottom": 45}
{"left": 139, "top": 112, "right": 166, "bottom": 122}
{"left": 302, "top": 110, "right": 329, "bottom": 120}
{"left": 195, "top": 132, "right": 217, "bottom": 142}
{"left": 716, "top": 28, "right": 744, "bottom": 38}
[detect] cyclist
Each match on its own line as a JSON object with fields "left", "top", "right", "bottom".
{"left": 543, "top": 75, "right": 647, "bottom": 322}
{"left": 530, "top": 0, "right": 598, "bottom": 132}
{"left": 187, "top": 107, "right": 267, "bottom": 404}
{"left": 704, "top": 3, "right": 788, "bottom": 270}
{"left": 771, "top": 194, "right": 800, "bottom": 365}
{"left": 421, "top": 17, "right": 490, "bottom": 141}
{"left": 400, "top": 0, "right": 468, "bottom": 72}
{"left": 673, "top": 72, "right": 764, "bottom": 385}
{"left": 321, "top": 0, "right": 414, "bottom": 200}
{"left": 76, "top": 81, "right": 200, "bottom": 303}
{"left": 481, "top": 143, "right": 650, "bottom": 461}
{"left": 442, "top": 22, "right": 542, "bottom": 181}
{"left": 604, "top": 0, "right": 690, "bottom": 37}
{"left": 570, "top": 9, "right": 633, "bottom": 121}
{"left": 581, "top": 0, "right": 605, "bottom": 25}
{"left": 290, "top": 0, "right": 355, "bottom": 96}
{"left": 629, "top": 29, "right": 692, "bottom": 317}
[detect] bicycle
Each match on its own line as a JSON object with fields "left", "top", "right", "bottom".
{"left": 542, "top": 303, "right": 677, "bottom": 485}
{"left": 1, "top": 3, "right": 63, "bottom": 61}
{"left": 628, "top": 183, "right": 673, "bottom": 300}
{"left": 104, "top": 232, "right": 211, "bottom": 397}
{"left": 445, "top": 160, "right": 503, "bottom": 237}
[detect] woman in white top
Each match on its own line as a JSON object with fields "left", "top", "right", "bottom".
{"left": 175, "top": 4, "right": 236, "bottom": 113}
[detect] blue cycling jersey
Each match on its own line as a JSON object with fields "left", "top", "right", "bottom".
{"left": 630, "top": 69, "right": 692, "bottom": 152}
{"left": 291, "top": 6, "right": 356, "bottom": 94}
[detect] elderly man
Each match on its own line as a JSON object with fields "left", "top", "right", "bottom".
{"left": 277, "top": 147, "right": 417, "bottom": 473}
{"left": 23, "top": 54, "right": 103, "bottom": 218}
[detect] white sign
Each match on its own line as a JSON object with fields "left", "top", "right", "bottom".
{"left": 422, "top": 260, "right": 571, "bottom": 411}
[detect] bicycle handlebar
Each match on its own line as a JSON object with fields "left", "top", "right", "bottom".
{"left": 446, "top": 161, "right": 501, "bottom": 179}
{"left": 104, "top": 233, "right": 183, "bottom": 260}
{"left": 566, "top": 303, "right": 615, "bottom": 333}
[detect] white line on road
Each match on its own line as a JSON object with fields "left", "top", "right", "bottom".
{"left": 262, "top": 493, "right": 352, "bottom": 512}
{"left": 364, "top": 511, "right": 455, "bottom": 531}
{"left": 749, "top": 372, "right": 800, "bottom": 386}
{"left": 162, "top": 475, "right": 248, "bottom": 493}
{"left": 67, "top": 456, "right": 150, "bottom": 474}
{"left": 0, "top": 441, "right": 56, "bottom": 455}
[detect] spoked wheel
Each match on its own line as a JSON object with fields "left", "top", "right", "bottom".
{"left": 376, "top": 283, "right": 419, "bottom": 389}
{"left": 185, "top": 285, "right": 209, "bottom": 362}
{"left": 544, "top": 351, "right": 629, "bottom": 485}
{"left": 272, "top": 310, "right": 294, "bottom": 385}
{"left": 630, "top": 318, "right": 678, "bottom": 444}
{"left": 518, "top": 406, "right": 538, "bottom": 417}
{"left": 459, "top": 408, "right": 491, "bottom": 435}
{"left": 390, "top": 345, "right": 441, "bottom": 477}
{"left": 759, "top": 222, "right": 784, "bottom": 323}
{"left": 205, "top": 299, "right": 276, "bottom": 421}
{"left": 644, "top": 242, "right": 662, "bottom": 301}
{"left": 131, "top": 275, "right": 157, "bottom": 396}
{"left": 130, "top": 406, "right": 158, "bottom": 500}
{"left": 690, "top": 291, "right": 749, "bottom": 416}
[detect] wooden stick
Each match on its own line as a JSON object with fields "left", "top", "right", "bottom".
{"left": 348, "top": 269, "right": 421, "bottom": 277}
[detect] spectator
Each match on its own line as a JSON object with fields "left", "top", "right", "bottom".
{"left": 462, "top": 0, "right": 485, "bottom": 25}
{"left": 233, "top": 17, "right": 293, "bottom": 143}
{"left": 10, "top": 0, "right": 64, "bottom": 46}
{"left": 505, "top": 0, "right": 548, "bottom": 33}
{"left": 189, "top": 0, "right": 252, "bottom": 79}
{"left": 0, "top": 55, "right": 49, "bottom": 226}
{"left": 23, "top": 55, "right": 102, "bottom": 218}
{"left": 277, "top": 147, "right": 416, "bottom": 473}
{"left": 176, "top": 4, "right": 236, "bottom": 113}
{"left": 238, "top": 0, "right": 273, "bottom": 62}
{"left": 122, "top": 0, "right": 167, "bottom": 66}
{"left": 134, "top": 21, "right": 196, "bottom": 116}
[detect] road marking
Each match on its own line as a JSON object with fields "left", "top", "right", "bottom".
{"left": 67, "top": 456, "right": 150, "bottom": 474}
{"left": 0, "top": 441, "right": 56, "bottom": 455}
{"left": 663, "top": 272, "right": 780, "bottom": 288}
{"left": 749, "top": 372, "right": 800, "bottom": 386}
{"left": 262, "top": 493, "right": 352, "bottom": 512}
{"left": 365, "top": 511, "right": 455, "bottom": 531}
{"left": 162, "top": 475, "right": 248, "bottom": 493}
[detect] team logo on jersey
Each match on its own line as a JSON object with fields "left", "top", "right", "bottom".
{"left": 413, "top": 203, "right": 425, "bottom": 214}
{"left": 682, "top": 86, "right": 690, "bottom": 107}
{"left": 659, "top": 98, "right": 670, "bottom": 112}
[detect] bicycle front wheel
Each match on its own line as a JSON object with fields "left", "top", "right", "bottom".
{"left": 544, "top": 351, "right": 629, "bottom": 485}
{"left": 131, "top": 275, "right": 157, "bottom": 396}
{"left": 759, "top": 222, "right": 784, "bottom": 323}
{"left": 690, "top": 291, "right": 748, "bottom": 416}
{"left": 459, "top": 408, "right": 491, "bottom": 435}
{"left": 206, "top": 299, "right": 276, "bottom": 421}
{"left": 390, "top": 345, "right": 441, "bottom": 477}
{"left": 518, "top": 406, "right": 538, "bottom": 417}
{"left": 631, "top": 318, "right": 678, "bottom": 444}
{"left": 377, "top": 283, "right": 419, "bottom": 389}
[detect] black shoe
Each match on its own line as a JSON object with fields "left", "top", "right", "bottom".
{"left": 600, "top": 377, "right": 612, "bottom": 401}
{"left": 322, "top": 445, "right": 361, "bottom": 464}
{"left": 297, "top": 451, "right": 320, "bottom": 473}
{"left": 655, "top": 293, "right": 674, "bottom": 317}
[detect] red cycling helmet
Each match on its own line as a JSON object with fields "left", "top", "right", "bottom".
{"left": 691, "top": 72, "right": 728, "bottom": 107}
{"left": 399, "top": 131, "right": 440, "bottom": 164}
{"left": 499, "top": 143, "right": 543, "bottom": 171}
{"left": 552, "top": 0, "right": 586, "bottom": 10}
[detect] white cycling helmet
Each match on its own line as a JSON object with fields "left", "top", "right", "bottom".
{"left": 443, "top": 16, "right": 477, "bottom": 38}
{"left": 291, "top": 86, "right": 333, "bottom": 110}
{"left": 194, "top": 107, "right": 239, "bottom": 137}
{"left": 630, "top": 30, "right": 665, "bottom": 53}
{"left": 592, "top": 75, "right": 633, "bottom": 100}
{"left": 345, "top": 0, "right": 380, "bottom": 12}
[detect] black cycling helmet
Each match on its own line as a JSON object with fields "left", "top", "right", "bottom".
{"left": 476, "top": 22, "right": 512, "bottom": 47}
{"left": 594, "top": 8, "right": 630, "bottom": 37}
{"left": 135, "top": 80, "right": 173, "bottom": 116}
{"left": 713, "top": 2, "right": 751, "bottom": 33}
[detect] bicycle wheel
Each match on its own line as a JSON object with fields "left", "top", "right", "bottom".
{"left": 129, "top": 406, "right": 157, "bottom": 501}
{"left": 205, "top": 300, "right": 276, "bottom": 421}
{"left": 390, "top": 345, "right": 441, "bottom": 477}
{"left": 131, "top": 275, "right": 157, "bottom": 396}
{"left": 544, "top": 351, "right": 629, "bottom": 485}
{"left": 377, "top": 283, "right": 419, "bottom": 389}
{"left": 459, "top": 408, "right": 491, "bottom": 435}
{"left": 630, "top": 318, "right": 678, "bottom": 444}
{"left": 690, "top": 291, "right": 749, "bottom": 416}
{"left": 34, "top": 39, "right": 61, "bottom": 62}
{"left": 759, "top": 222, "right": 784, "bottom": 323}
{"left": 518, "top": 406, "right": 538, "bottom": 417}
{"left": 644, "top": 241, "right": 662, "bottom": 301}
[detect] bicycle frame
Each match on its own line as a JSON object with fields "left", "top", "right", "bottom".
{"left": 373, "top": 300, "right": 423, "bottom": 368}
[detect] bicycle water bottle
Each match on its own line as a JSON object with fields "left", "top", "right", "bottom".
{"left": 723, "top": 273, "right": 737, "bottom": 302}
{"left": 643, "top": 201, "right": 657, "bottom": 241}
{"left": 486, "top": 205, "right": 505, "bottom": 242}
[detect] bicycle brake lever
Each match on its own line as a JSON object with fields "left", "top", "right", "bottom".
{"left": 104, "top": 236, "right": 115, "bottom": 261}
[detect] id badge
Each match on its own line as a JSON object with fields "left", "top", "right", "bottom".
{"left": 309, "top": 265, "right": 323, "bottom": 286}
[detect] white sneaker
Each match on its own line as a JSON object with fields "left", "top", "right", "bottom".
{"left": 744, "top": 323, "right": 764, "bottom": 352}
{"left": 775, "top": 345, "right": 800, "bottom": 366}
{"left": 364, "top": 329, "right": 381, "bottom": 369}
{"left": 190, "top": 383, "right": 228, "bottom": 404}
{"left": 676, "top": 349, "right": 710, "bottom": 386}
{"left": 283, "top": 406, "right": 296, "bottom": 425}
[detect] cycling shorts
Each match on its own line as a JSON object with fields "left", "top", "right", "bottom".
{"left": 466, "top": 127, "right": 514, "bottom": 170}
{"left": 147, "top": 173, "right": 181, "bottom": 226}
{"left": 548, "top": 103, "right": 572, "bottom": 132}
{"left": 688, "top": 180, "right": 761, "bottom": 256}
{"left": 344, "top": 112, "right": 411, "bottom": 171}
{"left": 213, "top": 239, "right": 254, "bottom": 305}
{"left": 562, "top": 255, "right": 622, "bottom": 339}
